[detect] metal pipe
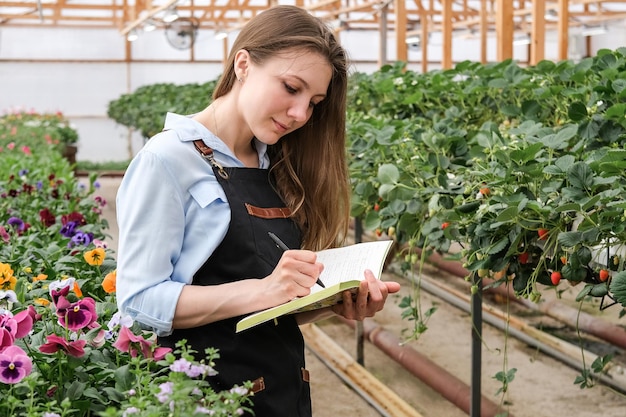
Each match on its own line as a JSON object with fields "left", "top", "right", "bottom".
{"left": 338, "top": 317, "right": 508, "bottom": 417}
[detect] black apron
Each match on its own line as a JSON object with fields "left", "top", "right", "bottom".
{"left": 159, "top": 143, "right": 311, "bottom": 417}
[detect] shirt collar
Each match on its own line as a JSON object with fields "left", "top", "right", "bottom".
{"left": 163, "top": 112, "right": 269, "bottom": 168}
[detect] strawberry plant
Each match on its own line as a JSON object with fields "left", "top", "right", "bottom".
{"left": 347, "top": 48, "right": 626, "bottom": 397}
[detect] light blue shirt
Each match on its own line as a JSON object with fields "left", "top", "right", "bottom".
{"left": 115, "top": 112, "right": 270, "bottom": 336}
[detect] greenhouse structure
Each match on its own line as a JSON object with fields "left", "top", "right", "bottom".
{"left": 2, "top": 1, "right": 626, "bottom": 417}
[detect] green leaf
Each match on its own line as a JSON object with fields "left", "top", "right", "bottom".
{"left": 609, "top": 271, "right": 626, "bottom": 307}
{"left": 612, "top": 79, "right": 626, "bottom": 94}
{"left": 377, "top": 163, "right": 400, "bottom": 184}
{"left": 567, "top": 162, "right": 594, "bottom": 190}
{"left": 363, "top": 210, "right": 381, "bottom": 230}
{"left": 495, "top": 206, "right": 519, "bottom": 223}
{"left": 568, "top": 101, "right": 587, "bottom": 121}
{"left": 554, "top": 124, "right": 578, "bottom": 143}
{"left": 66, "top": 380, "right": 87, "bottom": 401}
{"left": 486, "top": 237, "right": 509, "bottom": 255}
{"left": 557, "top": 231, "right": 583, "bottom": 247}
{"left": 606, "top": 103, "right": 626, "bottom": 120}
{"left": 555, "top": 203, "right": 580, "bottom": 213}
{"left": 575, "top": 285, "right": 593, "bottom": 302}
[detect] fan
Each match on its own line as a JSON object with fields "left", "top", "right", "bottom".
{"left": 164, "top": 17, "right": 199, "bottom": 50}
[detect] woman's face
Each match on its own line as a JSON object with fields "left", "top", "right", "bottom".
{"left": 237, "top": 49, "right": 332, "bottom": 145}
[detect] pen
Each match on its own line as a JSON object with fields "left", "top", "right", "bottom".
{"left": 268, "top": 231, "right": 325, "bottom": 288}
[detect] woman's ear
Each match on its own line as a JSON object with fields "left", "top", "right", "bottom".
{"left": 233, "top": 49, "right": 250, "bottom": 81}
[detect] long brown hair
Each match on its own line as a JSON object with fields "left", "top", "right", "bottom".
{"left": 213, "top": 5, "right": 350, "bottom": 251}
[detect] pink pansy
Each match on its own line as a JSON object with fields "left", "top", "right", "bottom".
{"left": 56, "top": 297, "right": 97, "bottom": 331}
{"left": 0, "top": 326, "right": 13, "bottom": 351}
{"left": 21, "top": 146, "right": 31, "bottom": 155}
{"left": 0, "top": 226, "right": 9, "bottom": 243}
{"left": 0, "top": 313, "right": 17, "bottom": 348}
{"left": 39, "top": 334, "right": 86, "bottom": 357}
{"left": 113, "top": 326, "right": 171, "bottom": 360}
{"left": 13, "top": 307, "right": 35, "bottom": 339}
{"left": 0, "top": 345, "right": 32, "bottom": 383}
{"left": 6, "top": 142, "right": 15, "bottom": 150}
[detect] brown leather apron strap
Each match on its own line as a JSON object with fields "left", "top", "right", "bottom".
{"left": 250, "top": 369, "right": 308, "bottom": 394}
{"left": 301, "top": 368, "right": 310, "bottom": 383}
{"left": 245, "top": 203, "right": 292, "bottom": 219}
{"left": 251, "top": 377, "right": 265, "bottom": 394}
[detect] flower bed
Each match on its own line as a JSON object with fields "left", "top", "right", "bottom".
{"left": 0, "top": 113, "right": 251, "bottom": 416}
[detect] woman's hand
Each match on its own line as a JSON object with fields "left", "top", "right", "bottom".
{"left": 265, "top": 250, "right": 324, "bottom": 304}
{"left": 331, "top": 269, "right": 401, "bottom": 321}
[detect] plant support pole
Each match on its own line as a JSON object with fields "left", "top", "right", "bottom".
{"left": 470, "top": 272, "right": 483, "bottom": 417}
{"left": 354, "top": 217, "right": 365, "bottom": 365}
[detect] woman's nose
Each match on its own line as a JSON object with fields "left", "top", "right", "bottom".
{"left": 287, "top": 99, "right": 311, "bottom": 123}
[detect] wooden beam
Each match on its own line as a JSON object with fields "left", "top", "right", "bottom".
{"left": 480, "top": 0, "right": 488, "bottom": 64}
{"left": 441, "top": 0, "right": 453, "bottom": 69}
{"left": 530, "top": 0, "right": 545, "bottom": 64}
{"left": 557, "top": 0, "right": 569, "bottom": 60}
{"left": 495, "top": 0, "right": 513, "bottom": 61}
{"left": 421, "top": 8, "right": 429, "bottom": 73}
{"left": 395, "top": 0, "right": 408, "bottom": 64}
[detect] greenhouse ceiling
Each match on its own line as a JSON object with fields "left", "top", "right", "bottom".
{"left": 1, "top": 0, "right": 625, "bottom": 36}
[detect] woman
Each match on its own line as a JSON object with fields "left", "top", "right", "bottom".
{"left": 116, "top": 5, "right": 400, "bottom": 416}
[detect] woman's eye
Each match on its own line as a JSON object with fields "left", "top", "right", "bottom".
{"left": 284, "top": 83, "right": 297, "bottom": 94}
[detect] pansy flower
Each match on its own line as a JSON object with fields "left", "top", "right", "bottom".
{"left": 39, "top": 334, "right": 86, "bottom": 357}
{"left": 0, "top": 263, "right": 16, "bottom": 291}
{"left": 113, "top": 326, "right": 171, "bottom": 360}
{"left": 59, "top": 221, "right": 77, "bottom": 238}
{"left": 0, "top": 345, "right": 33, "bottom": 383}
{"left": 84, "top": 247, "right": 105, "bottom": 266}
{"left": 69, "top": 231, "right": 94, "bottom": 248}
{"left": 48, "top": 278, "right": 74, "bottom": 305}
{"left": 55, "top": 296, "right": 97, "bottom": 331}
{"left": 0, "top": 226, "right": 9, "bottom": 243}
{"left": 39, "top": 208, "right": 56, "bottom": 227}
{"left": 102, "top": 270, "right": 116, "bottom": 293}
{"left": 61, "top": 211, "right": 86, "bottom": 226}
{"left": 7, "top": 217, "right": 25, "bottom": 232}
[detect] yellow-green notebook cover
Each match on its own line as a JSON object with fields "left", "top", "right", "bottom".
{"left": 236, "top": 240, "right": 393, "bottom": 332}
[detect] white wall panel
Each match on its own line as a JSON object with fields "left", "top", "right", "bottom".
{"left": 0, "top": 27, "right": 124, "bottom": 60}
{"left": 0, "top": 62, "right": 127, "bottom": 115}
{"left": 128, "top": 62, "right": 222, "bottom": 91}
{"left": 72, "top": 117, "right": 144, "bottom": 162}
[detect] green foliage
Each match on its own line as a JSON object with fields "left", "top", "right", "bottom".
{"left": 347, "top": 48, "right": 626, "bottom": 310}
{"left": 107, "top": 81, "right": 218, "bottom": 138}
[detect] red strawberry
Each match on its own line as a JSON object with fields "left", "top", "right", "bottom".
{"left": 538, "top": 229, "right": 549, "bottom": 240}
{"left": 599, "top": 269, "right": 609, "bottom": 282}
{"left": 441, "top": 222, "right": 450, "bottom": 230}
{"left": 518, "top": 252, "right": 529, "bottom": 264}
{"left": 550, "top": 271, "right": 562, "bottom": 285}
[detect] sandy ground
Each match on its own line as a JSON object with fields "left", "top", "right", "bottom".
{"left": 96, "top": 175, "right": 626, "bottom": 417}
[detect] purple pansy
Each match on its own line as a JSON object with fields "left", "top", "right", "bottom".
{"left": 59, "top": 221, "right": 77, "bottom": 238}
{"left": 0, "top": 345, "right": 33, "bottom": 384}
{"left": 7, "top": 217, "right": 25, "bottom": 232}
